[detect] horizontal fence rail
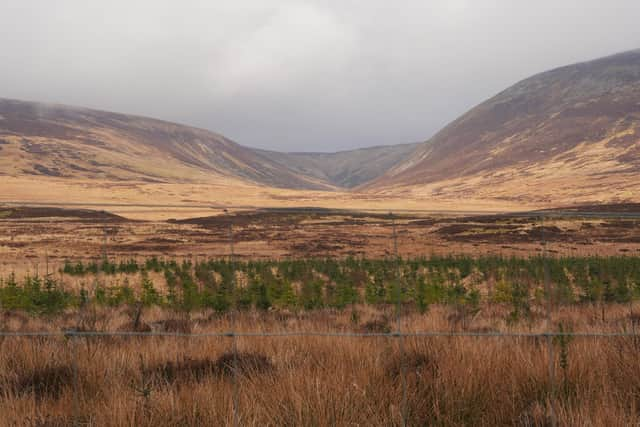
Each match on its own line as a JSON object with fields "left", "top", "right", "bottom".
{"left": 1, "top": 331, "right": 640, "bottom": 338}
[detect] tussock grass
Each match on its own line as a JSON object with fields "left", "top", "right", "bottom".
{"left": 8, "top": 363, "right": 74, "bottom": 400}
{"left": 0, "top": 305, "right": 639, "bottom": 425}
{"left": 144, "top": 352, "right": 274, "bottom": 386}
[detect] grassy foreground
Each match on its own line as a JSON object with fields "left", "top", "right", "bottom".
{"left": 2, "top": 255, "right": 640, "bottom": 425}
{"left": 1, "top": 305, "right": 640, "bottom": 425}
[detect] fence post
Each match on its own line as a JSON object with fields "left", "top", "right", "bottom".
{"left": 226, "top": 209, "right": 239, "bottom": 427}
{"left": 102, "top": 227, "right": 108, "bottom": 264}
{"left": 391, "top": 212, "right": 407, "bottom": 427}
{"left": 71, "top": 330, "right": 80, "bottom": 426}
{"left": 541, "top": 215, "right": 556, "bottom": 426}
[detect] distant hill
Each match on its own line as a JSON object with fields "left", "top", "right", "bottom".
{"left": 365, "top": 49, "right": 640, "bottom": 204}
{"left": 257, "top": 143, "right": 420, "bottom": 188}
{"left": 0, "top": 98, "right": 419, "bottom": 193}
{"left": 0, "top": 98, "right": 334, "bottom": 190}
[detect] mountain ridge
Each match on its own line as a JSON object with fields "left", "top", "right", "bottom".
{"left": 363, "top": 48, "right": 640, "bottom": 204}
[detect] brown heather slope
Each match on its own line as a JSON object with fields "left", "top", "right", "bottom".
{"left": 0, "top": 98, "right": 334, "bottom": 190}
{"left": 0, "top": 98, "right": 422, "bottom": 193}
{"left": 365, "top": 49, "right": 640, "bottom": 205}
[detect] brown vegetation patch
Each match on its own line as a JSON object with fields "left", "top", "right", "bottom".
{"left": 118, "top": 321, "right": 152, "bottom": 333}
{"left": 602, "top": 220, "right": 638, "bottom": 229}
{"left": 32, "top": 164, "right": 64, "bottom": 177}
{"left": 384, "top": 350, "right": 438, "bottom": 380}
{"left": 0, "top": 207, "right": 127, "bottom": 222}
{"left": 151, "top": 318, "right": 192, "bottom": 334}
{"left": 408, "top": 218, "right": 438, "bottom": 226}
{"left": 436, "top": 223, "right": 521, "bottom": 235}
{"left": 291, "top": 241, "right": 344, "bottom": 253}
{"left": 361, "top": 316, "right": 391, "bottom": 333}
{"left": 117, "top": 307, "right": 152, "bottom": 333}
{"left": 212, "top": 351, "right": 274, "bottom": 377}
{"left": 552, "top": 203, "right": 640, "bottom": 213}
{"left": 171, "top": 209, "right": 409, "bottom": 231}
{"left": 455, "top": 215, "right": 534, "bottom": 225}
{"left": 7, "top": 364, "right": 74, "bottom": 400}
{"left": 143, "top": 237, "right": 184, "bottom": 245}
{"left": 145, "top": 358, "right": 217, "bottom": 385}
{"left": 4, "top": 241, "right": 28, "bottom": 248}
{"left": 146, "top": 352, "right": 273, "bottom": 385}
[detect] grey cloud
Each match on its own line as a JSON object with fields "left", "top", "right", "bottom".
{"left": 1, "top": 0, "right": 639, "bottom": 152}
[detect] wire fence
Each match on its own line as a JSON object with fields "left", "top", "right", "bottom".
{"left": 1, "top": 202, "right": 639, "bottom": 425}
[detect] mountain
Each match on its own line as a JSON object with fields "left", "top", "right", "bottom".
{"left": 4, "top": 48, "right": 640, "bottom": 208}
{"left": 365, "top": 49, "right": 640, "bottom": 204}
{"left": 257, "top": 143, "right": 420, "bottom": 188}
{"left": 0, "top": 98, "right": 334, "bottom": 190}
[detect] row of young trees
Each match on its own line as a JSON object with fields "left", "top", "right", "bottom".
{"left": 1, "top": 255, "right": 639, "bottom": 315}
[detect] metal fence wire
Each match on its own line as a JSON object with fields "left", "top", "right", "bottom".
{"left": 1, "top": 203, "right": 640, "bottom": 426}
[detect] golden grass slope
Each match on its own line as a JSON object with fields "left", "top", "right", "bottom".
{"left": 371, "top": 125, "right": 640, "bottom": 205}
{"left": 0, "top": 98, "right": 334, "bottom": 190}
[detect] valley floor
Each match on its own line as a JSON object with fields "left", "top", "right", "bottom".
{"left": 0, "top": 176, "right": 536, "bottom": 220}
{"left": 1, "top": 204, "right": 638, "bottom": 278}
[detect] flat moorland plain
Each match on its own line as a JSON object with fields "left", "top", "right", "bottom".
{"left": 0, "top": 176, "right": 529, "bottom": 219}
{"left": 1, "top": 205, "right": 639, "bottom": 277}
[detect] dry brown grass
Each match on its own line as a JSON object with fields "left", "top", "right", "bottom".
{"left": 2, "top": 208, "right": 638, "bottom": 281}
{"left": 0, "top": 304, "right": 640, "bottom": 425}
{"left": 0, "top": 176, "right": 531, "bottom": 220}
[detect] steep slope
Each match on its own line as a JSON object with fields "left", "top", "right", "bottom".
{"left": 366, "top": 49, "right": 640, "bottom": 204}
{"left": 257, "top": 142, "right": 420, "bottom": 188}
{"left": 0, "top": 98, "right": 334, "bottom": 190}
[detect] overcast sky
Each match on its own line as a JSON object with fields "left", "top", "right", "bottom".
{"left": 1, "top": 1, "right": 639, "bottom": 152}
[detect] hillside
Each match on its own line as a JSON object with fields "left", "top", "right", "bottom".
{"left": 257, "top": 143, "right": 420, "bottom": 188}
{"left": 0, "top": 98, "right": 334, "bottom": 190}
{"left": 365, "top": 49, "right": 640, "bottom": 204}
